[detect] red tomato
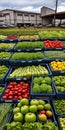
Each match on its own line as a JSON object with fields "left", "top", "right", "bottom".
{"left": 7, "top": 85, "right": 13, "bottom": 89}
{"left": 18, "top": 93, "right": 22, "bottom": 96}
{"left": 18, "top": 96, "right": 22, "bottom": 99}
{"left": 14, "top": 91, "right": 18, "bottom": 95}
{"left": 5, "top": 89, "right": 10, "bottom": 93}
{"left": 11, "top": 88, "right": 15, "bottom": 91}
{"left": 2, "top": 95, "right": 7, "bottom": 100}
{"left": 22, "top": 94, "right": 28, "bottom": 98}
{"left": 18, "top": 89, "right": 22, "bottom": 93}
{"left": 14, "top": 87, "right": 19, "bottom": 91}
{"left": 8, "top": 95, "right": 13, "bottom": 100}
{"left": 14, "top": 96, "right": 18, "bottom": 99}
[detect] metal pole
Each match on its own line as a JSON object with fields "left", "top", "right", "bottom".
{"left": 54, "top": 0, "right": 58, "bottom": 26}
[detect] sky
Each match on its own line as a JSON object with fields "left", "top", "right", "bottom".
{"left": 0, "top": 0, "right": 65, "bottom": 13}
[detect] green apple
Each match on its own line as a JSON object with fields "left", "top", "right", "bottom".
{"left": 14, "top": 112, "right": 23, "bottom": 122}
{"left": 44, "top": 103, "right": 51, "bottom": 110}
{"left": 13, "top": 107, "right": 20, "bottom": 114}
{"left": 20, "top": 98, "right": 29, "bottom": 106}
{"left": 39, "top": 100, "right": 45, "bottom": 106}
{"left": 38, "top": 114, "right": 47, "bottom": 121}
{"left": 21, "top": 105, "right": 29, "bottom": 114}
{"left": 10, "top": 122, "right": 17, "bottom": 128}
{"left": 29, "top": 105, "right": 37, "bottom": 113}
{"left": 25, "top": 112, "right": 36, "bottom": 122}
{"left": 37, "top": 105, "right": 44, "bottom": 110}
{"left": 30, "top": 99, "right": 39, "bottom": 106}
{"left": 46, "top": 111, "right": 52, "bottom": 118}
{"left": 17, "top": 102, "right": 21, "bottom": 108}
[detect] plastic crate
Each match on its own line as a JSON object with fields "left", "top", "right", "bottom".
{"left": 0, "top": 101, "right": 15, "bottom": 130}
{"left": 0, "top": 64, "right": 10, "bottom": 84}
{"left": 43, "top": 40, "right": 65, "bottom": 51}
{"left": 52, "top": 76, "right": 65, "bottom": 98}
{"left": 31, "top": 76, "right": 56, "bottom": 99}
{"left": 44, "top": 50, "right": 65, "bottom": 63}
{"left": 4, "top": 99, "right": 57, "bottom": 126}
{"left": 49, "top": 60, "right": 65, "bottom": 75}
{"left": 14, "top": 47, "right": 44, "bottom": 52}
{"left": 14, "top": 41, "right": 44, "bottom": 52}
{"left": 6, "top": 35, "right": 19, "bottom": 41}
{"left": 1, "top": 79, "right": 31, "bottom": 102}
{"left": 57, "top": 115, "right": 65, "bottom": 130}
{"left": 9, "top": 51, "right": 45, "bottom": 66}
{"left": 40, "top": 38, "right": 65, "bottom": 41}
{"left": 18, "top": 35, "right": 41, "bottom": 42}
{"left": 0, "top": 43, "right": 16, "bottom": 52}
{"left": 51, "top": 99, "right": 65, "bottom": 117}
{"left": 6, "top": 63, "right": 51, "bottom": 81}
{"left": 0, "top": 52, "right": 11, "bottom": 65}
{"left": 0, "top": 84, "right": 6, "bottom": 99}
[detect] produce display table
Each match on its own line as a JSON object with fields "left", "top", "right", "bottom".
{"left": 0, "top": 36, "right": 65, "bottom": 130}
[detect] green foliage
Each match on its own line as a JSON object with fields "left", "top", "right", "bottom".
{"left": 16, "top": 41, "right": 43, "bottom": 49}
{"left": 45, "top": 51, "right": 65, "bottom": 59}
{"left": 11, "top": 52, "right": 44, "bottom": 60}
{"left": 43, "top": 122, "right": 58, "bottom": 130}
{"left": 33, "top": 77, "right": 52, "bottom": 93}
{"left": 0, "top": 103, "right": 12, "bottom": 130}
{"left": 39, "top": 30, "right": 65, "bottom": 38}
{"left": 6, "top": 122, "right": 58, "bottom": 130}
{"left": 54, "top": 99, "right": 65, "bottom": 115}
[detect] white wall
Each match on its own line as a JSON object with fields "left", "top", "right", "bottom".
{"left": 0, "top": 9, "right": 42, "bottom": 25}
{"left": 41, "top": 7, "right": 55, "bottom": 17}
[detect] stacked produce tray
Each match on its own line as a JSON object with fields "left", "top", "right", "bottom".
{"left": 0, "top": 35, "right": 65, "bottom": 130}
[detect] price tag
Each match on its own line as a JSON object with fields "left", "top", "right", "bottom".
{"left": 5, "top": 49, "right": 9, "bottom": 52}
{"left": 56, "top": 48, "right": 61, "bottom": 50}
{"left": 18, "top": 49, "right": 21, "bottom": 52}
{"left": 21, "top": 61, "right": 26, "bottom": 63}
{"left": 63, "top": 50, "right": 65, "bottom": 52}
{"left": 28, "top": 61, "right": 32, "bottom": 63}
{"left": 61, "top": 71, "right": 65, "bottom": 73}
{"left": 60, "top": 71, "right": 65, "bottom": 73}
{"left": 10, "top": 40, "right": 13, "bottom": 42}
{"left": 2, "top": 40, "right": 4, "bottom": 42}
{"left": 56, "top": 59, "right": 59, "bottom": 61}
{"left": 5, "top": 100, "right": 12, "bottom": 102}
{"left": 23, "top": 78, "right": 27, "bottom": 80}
{"left": 34, "top": 48, "right": 41, "bottom": 51}
{"left": 38, "top": 59, "right": 42, "bottom": 62}
{"left": 27, "top": 49, "right": 30, "bottom": 51}
{"left": 16, "top": 78, "right": 21, "bottom": 81}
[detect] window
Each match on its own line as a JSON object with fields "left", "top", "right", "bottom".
{"left": 0, "top": 20, "right": 3, "bottom": 22}
{"left": 24, "top": 14, "right": 29, "bottom": 16}
{"left": 31, "top": 15, "right": 34, "bottom": 17}
{"left": 17, "top": 14, "right": 22, "bottom": 16}
{"left": 3, "top": 13, "right": 9, "bottom": 16}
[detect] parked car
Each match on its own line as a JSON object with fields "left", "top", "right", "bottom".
{"left": 0, "top": 23, "right": 15, "bottom": 28}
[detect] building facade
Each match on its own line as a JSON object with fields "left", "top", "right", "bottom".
{"left": 0, "top": 9, "right": 42, "bottom": 26}
{"left": 41, "top": 7, "right": 55, "bottom": 25}
{"left": 0, "top": 7, "right": 55, "bottom": 26}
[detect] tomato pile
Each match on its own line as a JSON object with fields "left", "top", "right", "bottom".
{"left": 44, "top": 40, "right": 65, "bottom": 48}
{"left": 2, "top": 81, "right": 30, "bottom": 100}
{"left": 6, "top": 35, "right": 18, "bottom": 40}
